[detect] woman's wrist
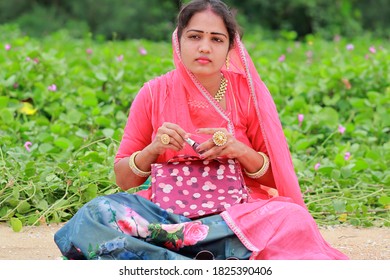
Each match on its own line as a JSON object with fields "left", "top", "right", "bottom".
{"left": 244, "top": 152, "right": 270, "bottom": 179}
{"left": 128, "top": 151, "right": 151, "bottom": 177}
{"left": 128, "top": 146, "right": 159, "bottom": 177}
{"left": 236, "top": 145, "right": 270, "bottom": 179}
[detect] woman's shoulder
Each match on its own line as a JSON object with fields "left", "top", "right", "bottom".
{"left": 144, "top": 70, "right": 176, "bottom": 90}
{"left": 134, "top": 70, "right": 175, "bottom": 102}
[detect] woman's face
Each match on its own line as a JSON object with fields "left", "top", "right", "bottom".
{"left": 179, "top": 9, "right": 229, "bottom": 80}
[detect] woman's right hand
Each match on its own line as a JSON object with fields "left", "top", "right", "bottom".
{"left": 149, "top": 122, "right": 189, "bottom": 155}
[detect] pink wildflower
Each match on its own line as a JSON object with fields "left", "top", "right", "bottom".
{"left": 47, "top": 84, "right": 57, "bottom": 91}
{"left": 369, "top": 46, "right": 376, "bottom": 54}
{"left": 333, "top": 35, "right": 341, "bottom": 42}
{"left": 346, "top": 44, "right": 354, "bottom": 51}
{"left": 314, "top": 163, "right": 321, "bottom": 171}
{"left": 278, "top": 54, "right": 286, "bottom": 62}
{"left": 26, "top": 57, "right": 31, "bottom": 61}
{"left": 298, "top": 114, "right": 304, "bottom": 126}
{"left": 344, "top": 152, "right": 351, "bottom": 161}
{"left": 33, "top": 58, "right": 39, "bottom": 64}
{"left": 24, "top": 141, "right": 32, "bottom": 152}
{"left": 5, "top": 44, "right": 11, "bottom": 51}
{"left": 338, "top": 125, "right": 346, "bottom": 134}
{"left": 138, "top": 47, "right": 147, "bottom": 55}
{"left": 306, "top": 51, "right": 313, "bottom": 59}
{"left": 86, "top": 48, "right": 93, "bottom": 55}
{"left": 117, "top": 54, "right": 124, "bottom": 62}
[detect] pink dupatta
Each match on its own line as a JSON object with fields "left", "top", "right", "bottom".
{"left": 171, "top": 30, "right": 306, "bottom": 208}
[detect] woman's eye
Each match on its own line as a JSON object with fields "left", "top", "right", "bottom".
{"left": 212, "top": 37, "right": 224, "bottom": 43}
{"left": 189, "top": 35, "right": 200, "bottom": 40}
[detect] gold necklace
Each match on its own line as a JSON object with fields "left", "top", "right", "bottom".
{"left": 214, "top": 76, "right": 228, "bottom": 102}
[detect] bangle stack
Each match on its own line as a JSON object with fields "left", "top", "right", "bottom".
{"left": 244, "top": 152, "right": 270, "bottom": 179}
{"left": 128, "top": 151, "right": 151, "bottom": 177}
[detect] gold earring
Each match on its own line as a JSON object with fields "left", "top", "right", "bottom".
{"left": 225, "top": 55, "right": 230, "bottom": 70}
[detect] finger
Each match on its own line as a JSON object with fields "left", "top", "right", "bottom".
{"left": 161, "top": 123, "right": 189, "bottom": 148}
{"left": 163, "top": 122, "right": 188, "bottom": 140}
{"left": 158, "top": 133, "right": 184, "bottom": 151}
{"left": 199, "top": 147, "right": 223, "bottom": 160}
{"left": 196, "top": 138, "right": 216, "bottom": 154}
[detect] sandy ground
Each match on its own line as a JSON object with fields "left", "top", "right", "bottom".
{"left": 0, "top": 223, "right": 389, "bottom": 260}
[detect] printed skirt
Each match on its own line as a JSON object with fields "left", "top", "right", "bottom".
{"left": 54, "top": 192, "right": 251, "bottom": 260}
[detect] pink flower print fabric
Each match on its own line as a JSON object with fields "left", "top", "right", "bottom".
{"left": 151, "top": 158, "right": 247, "bottom": 218}
{"left": 149, "top": 221, "right": 210, "bottom": 251}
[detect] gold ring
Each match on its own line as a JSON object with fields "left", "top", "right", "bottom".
{"left": 160, "top": 133, "right": 170, "bottom": 145}
{"left": 212, "top": 131, "right": 228, "bottom": 147}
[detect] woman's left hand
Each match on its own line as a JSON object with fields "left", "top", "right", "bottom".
{"left": 195, "top": 128, "right": 247, "bottom": 160}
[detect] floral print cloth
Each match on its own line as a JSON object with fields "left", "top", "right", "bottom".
{"left": 54, "top": 193, "right": 250, "bottom": 260}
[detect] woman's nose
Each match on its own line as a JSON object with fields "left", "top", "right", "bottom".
{"left": 199, "top": 40, "right": 211, "bottom": 53}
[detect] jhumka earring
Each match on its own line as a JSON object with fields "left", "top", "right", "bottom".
{"left": 225, "top": 55, "right": 230, "bottom": 70}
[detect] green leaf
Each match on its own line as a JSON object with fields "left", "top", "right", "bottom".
{"left": 378, "top": 196, "right": 390, "bottom": 206}
{"left": 95, "top": 72, "right": 108, "bottom": 81}
{"left": 114, "top": 70, "right": 124, "bottom": 81}
{"left": 75, "top": 129, "right": 89, "bottom": 139}
{"left": 17, "top": 201, "right": 31, "bottom": 214}
{"left": 95, "top": 116, "right": 111, "bottom": 127}
{"left": 84, "top": 184, "right": 98, "bottom": 201}
{"left": 316, "top": 107, "right": 339, "bottom": 128}
{"left": 331, "top": 169, "right": 341, "bottom": 179}
{"left": 318, "top": 166, "right": 334, "bottom": 176}
{"left": 10, "top": 218, "right": 23, "bottom": 232}
{"left": 39, "top": 143, "right": 55, "bottom": 153}
{"left": 36, "top": 199, "right": 49, "bottom": 210}
{"left": 102, "top": 128, "right": 114, "bottom": 138}
{"left": 352, "top": 159, "right": 369, "bottom": 171}
{"left": 333, "top": 200, "right": 346, "bottom": 213}
{"left": 54, "top": 137, "right": 73, "bottom": 150}
{"left": 66, "top": 110, "right": 83, "bottom": 124}
{"left": 0, "top": 96, "right": 10, "bottom": 108}
{"left": 340, "top": 167, "right": 353, "bottom": 178}
{"left": 0, "top": 108, "right": 13, "bottom": 123}
{"left": 82, "top": 151, "right": 103, "bottom": 163}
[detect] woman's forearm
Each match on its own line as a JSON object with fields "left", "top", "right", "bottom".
{"left": 236, "top": 144, "right": 276, "bottom": 188}
{"left": 114, "top": 146, "right": 159, "bottom": 191}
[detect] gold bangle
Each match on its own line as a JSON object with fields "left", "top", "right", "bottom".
{"left": 244, "top": 152, "right": 270, "bottom": 179}
{"left": 128, "top": 151, "right": 151, "bottom": 177}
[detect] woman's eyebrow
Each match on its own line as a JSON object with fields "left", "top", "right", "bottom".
{"left": 186, "top": 29, "right": 228, "bottom": 38}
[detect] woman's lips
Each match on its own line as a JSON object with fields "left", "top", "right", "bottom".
{"left": 196, "top": 57, "right": 211, "bottom": 64}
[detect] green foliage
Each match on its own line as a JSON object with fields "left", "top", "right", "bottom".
{"left": 228, "top": 0, "right": 364, "bottom": 39}
{"left": 0, "top": 25, "right": 389, "bottom": 230}
{"left": 0, "top": 0, "right": 178, "bottom": 41}
{"left": 0, "top": 0, "right": 388, "bottom": 41}
{"left": 355, "top": 0, "right": 390, "bottom": 38}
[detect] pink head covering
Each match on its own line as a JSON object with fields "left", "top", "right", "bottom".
{"left": 171, "top": 29, "right": 306, "bottom": 207}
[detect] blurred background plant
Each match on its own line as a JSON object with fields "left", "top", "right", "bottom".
{"left": 0, "top": 0, "right": 389, "bottom": 41}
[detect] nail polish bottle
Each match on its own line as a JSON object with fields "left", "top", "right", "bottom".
{"left": 185, "top": 138, "right": 200, "bottom": 153}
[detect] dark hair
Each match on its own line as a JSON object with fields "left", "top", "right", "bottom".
{"left": 177, "top": 0, "right": 240, "bottom": 50}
